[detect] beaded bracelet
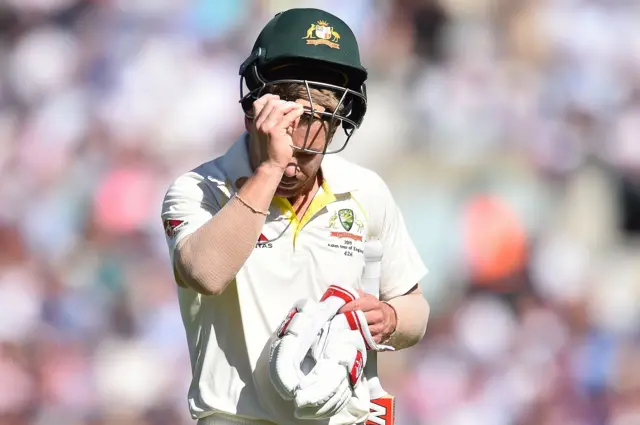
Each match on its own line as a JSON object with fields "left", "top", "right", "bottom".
{"left": 234, "top": 194, "right": 269, "bottom": 216}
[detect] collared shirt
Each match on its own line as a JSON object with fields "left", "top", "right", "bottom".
{"left": 161, "top": 133, "right": 427, "bottom": 424}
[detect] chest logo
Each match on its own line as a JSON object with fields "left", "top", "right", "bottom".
{"left": 328, "top": 209, "right": 364, "bottom": 242}
{"left": 338, "top": 209, "right": 354, "bottom": 231}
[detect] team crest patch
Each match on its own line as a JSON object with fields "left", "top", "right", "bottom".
{"left": 302, "top": 20, "right": 340, "bottom": 49}
{"left": 338, "top": 209, "right": 354, "bottom": 231}
{"left": 328, "top": 209, "right": 364, "bottom": 241}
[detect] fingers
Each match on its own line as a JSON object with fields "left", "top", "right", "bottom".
{"left": 279, "top": 104, "right": 305, "bottom": 131}
{"left": 262, "top": 101, "right": 302, "bottom": 133}
{"left": 364, "top": 309, "right": 384, "bottom": 325}
{"left": 255, "top": 99, "right": 304, "bottom": 135}
{"left": 338, "top": 300, "right": 359, "bottom": 314}
{"left": 339, "top": 295, "right": 379, "bottom": 314}
{"left": 367, "top": 323, "right": 386, "bottom": 343}
{"left": 254, "top": 97, "right": 283, "bottom": 130}
{"left": 252, "top": 93, "right": 279, "bottom": 119}
{"left": 336, "top": 291, "right": 365, "bottom": 314}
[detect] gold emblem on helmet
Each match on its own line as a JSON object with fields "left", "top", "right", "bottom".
{"left": 303, "top": 20, "right": 340, "bottom": 49}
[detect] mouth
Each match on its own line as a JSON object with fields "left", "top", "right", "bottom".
{"left": 279, "top": 180, "right": 298, "bottom": 188}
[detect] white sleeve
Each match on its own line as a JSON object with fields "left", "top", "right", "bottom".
{"left": 368, "top": 175, "right": 428, "bottom": 301}
{"left": 160, "top": 171, "right": 222, "bottom": 264}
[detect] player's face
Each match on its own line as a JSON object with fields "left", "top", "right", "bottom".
{"left": 275, "top": 98, "right": 333, "bottom": 198}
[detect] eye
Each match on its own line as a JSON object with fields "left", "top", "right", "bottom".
{"left": 296, "top": 152, "right": 316, "bottom": 161}
{"left": 300, "top": 112, "right": 334, "bottom": 126}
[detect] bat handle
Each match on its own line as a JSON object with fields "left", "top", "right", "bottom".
{"left": 362, "top": 240, "right": 389, "bottom": 400}
{"left": 363, "top": 239, "right": 383, "bottom": 297}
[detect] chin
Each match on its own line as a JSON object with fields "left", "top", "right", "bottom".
{"left": 275, "top": 186, "right": 301, "bottom": 198}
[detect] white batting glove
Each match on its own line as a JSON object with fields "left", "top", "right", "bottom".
{"left": 294, "top": 308, "right": 395, "bottom": 423}
{"left": 269, "top": 285, "right": 359, "bottom": 401}
{"left": 294, "top": 316, "right": 367, "bottom": 420}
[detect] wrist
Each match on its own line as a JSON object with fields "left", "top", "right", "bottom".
{"left": 235, "top": 162, "right": 284, "bottom": 212}
{"left": 255, "top": 161, "right": 286, "bottom": 179}
{"left": 382, "top": 301, "right": 398, "bottom": 343}
{"left": 254, "top": 162, "right": 286, "bottom": 186}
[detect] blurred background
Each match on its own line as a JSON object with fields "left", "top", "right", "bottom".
{"left": 1, "top": 0, "right": 640, "bottom": 424}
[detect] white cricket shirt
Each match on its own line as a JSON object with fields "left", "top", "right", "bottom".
{"left": 161, "top": 134, "right": 427, "bottom": 424}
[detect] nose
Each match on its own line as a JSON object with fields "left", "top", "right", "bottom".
{"left": 283, "top": 157, "right": 299, "bottom": 178}
{"left": 284, "top": 163, "right": 298, "bottom": 178}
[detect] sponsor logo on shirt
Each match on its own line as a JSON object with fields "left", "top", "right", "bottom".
{"left": 164, "top": 219, "right": 185, "bottom": 238}
{"left": 255, "top": 233, "right": 273, "bottom": 249}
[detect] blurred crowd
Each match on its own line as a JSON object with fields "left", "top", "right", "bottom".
{"left": 1, "top": 1, "right": 640, "bottom": 425}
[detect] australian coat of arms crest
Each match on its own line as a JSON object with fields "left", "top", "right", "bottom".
{"left": 328, "top": 209, "right": 364, "bottom": 233}
{"left": 303, "top": 20, "right": 341, "bottom": 49}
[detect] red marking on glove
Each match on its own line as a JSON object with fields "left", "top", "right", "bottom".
{"left": 349, "top": 350, "right": 364, "bottom": 386}
{"left": 320, "top": 285, "right": 356, "bottom": 304}
{"left": 345, "top": 311, "right": 372, "bottom": 350}
{"left": 277, "top": 307, "right": 298, "bottom": 338}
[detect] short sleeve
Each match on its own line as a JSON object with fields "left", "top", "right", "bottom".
{"left": 161, "top": 171, "right": 223, "bottom": 264}
{"left": 367, "top": 175, "right": 428, "bottom": 301}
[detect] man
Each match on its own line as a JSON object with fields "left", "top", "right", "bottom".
{"left": 161, "top": 8, "right": 429, "bottom": 425}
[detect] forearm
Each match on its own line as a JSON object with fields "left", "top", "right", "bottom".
{"left": 175, "top": 164, "right": 283, "bottom": 295}
{"left": 385, "top": 288, "right": 430, "bottom": 350}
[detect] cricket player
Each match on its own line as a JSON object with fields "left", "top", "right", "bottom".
{"left": 161, "top": 8, "right": 430, "bottom": 425}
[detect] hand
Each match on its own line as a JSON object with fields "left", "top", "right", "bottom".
{"left": 250, "top": 94, "right": 305, "bottom": 171}
{"left": 339, "top": 290, "right": 397, "bottom": 344}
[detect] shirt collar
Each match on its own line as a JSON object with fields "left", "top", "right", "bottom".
{"left": 320, "top": 154, "right": 359, "bottom": 195}
{"left": 219, "top": 132, "right": 254, "bottom": 191}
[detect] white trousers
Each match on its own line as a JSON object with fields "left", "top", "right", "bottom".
{"left": 197, "top": 413, "right": 276, "bottom": 425}
{"left": 197, "top": 411, "right": 366, "bottom": 425}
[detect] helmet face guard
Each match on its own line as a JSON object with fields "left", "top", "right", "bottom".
{"left": 239, "top": 51, "right": 367, "bottom": 155}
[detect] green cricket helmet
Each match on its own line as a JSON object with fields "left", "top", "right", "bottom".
{"left": 239, "top": 8, "right": 368, "bottom": 154}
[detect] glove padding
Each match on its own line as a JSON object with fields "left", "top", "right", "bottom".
{"left": 269, "top": 285, "right": 396, "bottom": 423}
{"left": 295, "top": 310, "right": 395, "bottom": 423}
{"left": 294, "top": 315, "right": 367, "bottom": 420}
{"left": 269, "top": 285, "right": 359, "bottom": 402}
